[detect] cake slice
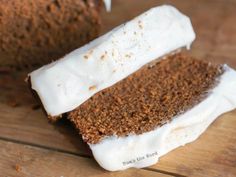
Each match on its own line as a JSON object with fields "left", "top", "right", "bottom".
{"left": 68, "top": 53, "right": 236, "bottom": 171}
{"left": 28, "top": 5, "right": 236, "bottom": 171}
{"left": 29, "top": 5, "right": 196, "bottom": 119}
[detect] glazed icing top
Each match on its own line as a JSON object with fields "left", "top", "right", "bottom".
{"left": 29, "top": 5, "right": 196, "bottom": 116}
{"left": 103, "top": 0, "right": 111, "bottom": 11}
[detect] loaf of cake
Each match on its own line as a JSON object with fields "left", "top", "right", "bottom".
{"left": 0, "top": 0, "right": 103, "bottom": 69}
{"left": 28, "top": 5, "right": 236, "bottom": 171}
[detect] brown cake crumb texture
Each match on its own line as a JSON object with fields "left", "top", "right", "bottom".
{"left": 15, "top": 164, "right": 21, "bottom": 172}
{"left": 69, "top": 53, "right": 223, "bottom": 144}
{"left": 0, "top": 0, "right": 102, "bottom": 69}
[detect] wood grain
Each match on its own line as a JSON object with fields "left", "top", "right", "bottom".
{"left": 0, "top": 0, "right": 236, "bottom": 176}
{"left": 0, "top": 102, "right": 90, "bottom": 156}
{"left": 0, "top": 140, "right": 171, "bottom": 177}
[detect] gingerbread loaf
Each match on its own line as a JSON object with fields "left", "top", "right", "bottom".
{"left": 28, "top": 5, "right": 236, "bottom": 171}
{"left": 0, "top": 0, "right": 103, "bottom": 69}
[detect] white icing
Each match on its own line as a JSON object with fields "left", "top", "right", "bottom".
{"left": 89, "top": 67, "right": 236, "bottom": 171}
{"left": 103, "top": 0, "right": 111, "bottom": 12}
{"left": 29, "top": 5, "right": 196, "bottom": 116}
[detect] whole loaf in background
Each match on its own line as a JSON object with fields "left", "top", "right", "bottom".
{"left": 0, "top": 0, "right": 102, "bottom": 69}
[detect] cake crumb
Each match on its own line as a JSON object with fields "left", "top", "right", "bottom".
{"left": 7, "top": 100, "right": 20, "bottom": 107}
{"left": 15, "top": 164, "right": 21, "bottom": 172}
{"left": 100, "top": 55, "right": 105, "bottom": 60}
{"left": 138, "top": 20, "right": 143, "bottom": 29}
{"left": 84, "top": 55, "right": 89, "bottom": 59}
{"left": 89, "top": 85, "right": 97, "bottom": 91}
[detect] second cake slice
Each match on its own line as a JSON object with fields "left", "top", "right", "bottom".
{"left": 68, "top": 53, "right": 236, "bottom": 171}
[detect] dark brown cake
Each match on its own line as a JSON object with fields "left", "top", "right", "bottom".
{"left": 68, "top": 53, "right": 223, "bottom": 144}
{"left": 0, "top": 0, "right": 102, "bottom": 69}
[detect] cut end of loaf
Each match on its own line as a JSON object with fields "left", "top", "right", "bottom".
{"left": 69, "top": 53, "right": 224, "bottom": 144}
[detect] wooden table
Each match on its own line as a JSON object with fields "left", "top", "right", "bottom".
{"left": 1, "top": 0, "right": 236, "bottom": 176}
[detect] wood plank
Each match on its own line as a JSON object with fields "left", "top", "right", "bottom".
{"left": 0, "top": 102, "right": 90, "bottom": 156}
{"left": 0, "top": 0, "right": 236, "bottom": 176}
{"left": 0, "top": 140, "right": 172, "bottom": 177}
